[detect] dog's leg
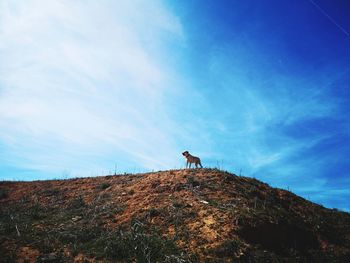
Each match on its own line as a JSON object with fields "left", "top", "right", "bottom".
{"left": 186, "top": 160, "right": 188, "bottom": 169}
{"left": 189, "top": 162, "right": 192, "bottom": 169}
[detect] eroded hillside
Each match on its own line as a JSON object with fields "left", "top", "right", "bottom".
{"left": 1, "top": 169, "right": 349, "bottom": 262}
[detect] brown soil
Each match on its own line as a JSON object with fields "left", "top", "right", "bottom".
{"left": 0, "top": 168, "right": 349, "bottom": 262}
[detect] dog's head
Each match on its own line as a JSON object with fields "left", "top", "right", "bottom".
{"left": 182, "top": 151, "right": 189, "bottom": 157}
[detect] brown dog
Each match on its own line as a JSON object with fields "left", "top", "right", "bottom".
{"left": 182, "top": 151, "right": 203, "bottom": 168}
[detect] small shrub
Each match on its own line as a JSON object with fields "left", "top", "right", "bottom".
{"left": 69, "top": 195, "right": 86, "bottom": 209}
{"left": 27, "top": 203, "right": 45, "bottom": 220}
{"left": 0, "top": 188, "right": 9, "bottom": 199}
{"left": 97, "top": 182, "right": 111, "bottom": 190}
{"left": 37, "top": 251, "right": 67, "bottom": 263}
{"left": 114, "top": 205, "right": 126, "bottom": 214}
{"left": 172, "top": 202, "right": 183, "bottom": 209}
{"left": 223, "top": 174, "right": 234, "bottom": 183}
{"left": 151, "top": 180, "right": 161, "bottom": 188}
{"left": 164, "top": 254, "right": 187, "bottom": 263}
{"left": 105, "top": 230, "right": 132, "bottom": 260}
{"left": 75, "top": 226, "right": 104, "bottom": 243}
{"left": 147, "top": 208, "right": 161, "bottom": 218}
{"left": 41, "top": 188, "right": 60, "bottom": 196}
{"left": 105, "top": 219, "right": 181, "bottom": 262}
{"left": 213, "top": 239, "right": 245, "bottom": 257}
{"left": 174, "top": 183, "right": 185, "bottom": 191}
{"left": 0, "top": 245, "right": 16, "bottom": 263}
{"left": 186, "top": 176, "right": 200, "bottom": 187}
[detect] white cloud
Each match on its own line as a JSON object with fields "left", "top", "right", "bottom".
{"left": 0, "top": 0, "right": 185, "bottom": 178}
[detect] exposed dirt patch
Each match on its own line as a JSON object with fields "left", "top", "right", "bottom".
{"left": 16, "top": 246, "right": 40, "bottom": 263}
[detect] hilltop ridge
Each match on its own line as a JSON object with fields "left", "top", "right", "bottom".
{"left": 1, "top": 168, "right": 350, "bottom": 262}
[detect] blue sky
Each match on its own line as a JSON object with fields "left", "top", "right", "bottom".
{"left": 0, "top": 0, "right": 349, "bottom": 211}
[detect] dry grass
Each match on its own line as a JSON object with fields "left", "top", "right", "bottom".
{"left": 0, "top": 168, "right": 350, "bottom": 262}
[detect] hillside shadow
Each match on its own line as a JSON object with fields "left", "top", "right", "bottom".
{"left": 238, "top": 221, "right": 320, "bottom": 255}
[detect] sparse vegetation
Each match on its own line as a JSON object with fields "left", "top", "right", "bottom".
{"left": 105, "top": 219, "right": 183, "bottom": 262}
{"left": 0, "top": 169, "right": 349, "bottom": 262}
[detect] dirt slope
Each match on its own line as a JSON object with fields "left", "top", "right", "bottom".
{"left": 0, "top": 168, "right": 349, "bottom": 262}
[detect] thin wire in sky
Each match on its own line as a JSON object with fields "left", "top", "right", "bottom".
{"left": 308, "top": 0, "right": 350, "bottom": 37}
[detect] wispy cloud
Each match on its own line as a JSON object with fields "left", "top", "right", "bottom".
{"left": 0, "top": 0, "right": 186, "bottom": 179}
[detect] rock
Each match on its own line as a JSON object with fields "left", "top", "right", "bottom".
{"left": 40, "top": 252, "right": 57, "bottom": 262}
{"left": 72, "top": 216, "right": 82, "bottom": 222}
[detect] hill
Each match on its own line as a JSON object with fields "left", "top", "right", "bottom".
{"left": 0, "top": 168, "right": 350, "bottom": 262}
